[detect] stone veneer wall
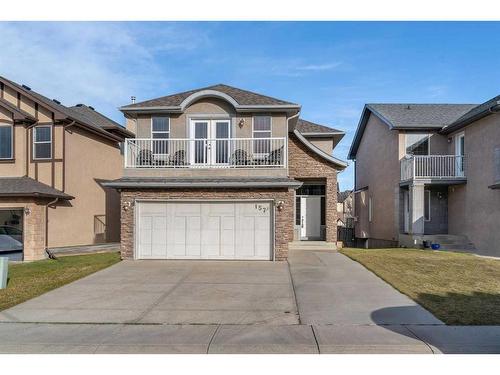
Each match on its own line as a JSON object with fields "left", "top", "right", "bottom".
{"left": 120, "top": 188, "right": 295, "bottom": 261}
{"left": 287, "top": 133, "right": 339, "bottom": 243}
{"left": 0, "top": 197, "right": 47, "bottom": 261}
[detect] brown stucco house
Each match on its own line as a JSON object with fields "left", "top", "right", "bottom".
{"left": 104, "top": 84, "right": 347, "bottom": 261}
{"left": 348, "top": 95, "right": 500, "bottom": 257}
{"left": 0, "top": 76, "right": 133, "bottom": 261}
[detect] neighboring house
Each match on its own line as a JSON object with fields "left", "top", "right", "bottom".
{"left": 105, "top": 84, "right": 347, "bottom": 260}
{"left": 0, "top": 76, "right": 132, "bottom": 261}
{"left": 337, "top": 189, "right": 354, "bottom": 227}
{"left": 348, "top": 96, "right": 500, "bottom": 256}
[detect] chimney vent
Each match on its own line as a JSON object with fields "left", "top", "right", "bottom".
{"left": 131, "top": 96, "right": 136, "bottom": 104}
{"left": 22, "top": 84, "right": 31, "bottom": 91}
{"left": 52, "top": 99, "right": 61, "bottom": 104}
{"left": 76, "top": 104, "right": 84, "bottom": 107}
{"left": 89, "top": 106, "right": 95, "bottom": 110}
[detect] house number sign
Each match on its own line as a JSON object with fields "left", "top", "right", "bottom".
{"left": 254, "top": 204, "right": 269, "bottom": 213}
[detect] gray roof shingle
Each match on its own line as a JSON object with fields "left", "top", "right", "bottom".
{"left": 0, "top": 76, "right": 128, "bottom": 140}
{"left": 69, "top": 104, "right": 134, "bottom": 137}
{"left": 296, "top": 119, "right": 343, "bottom": 134}
{"left": 122, "top": 84, "right": 299, "bottom": 109}
{"left": 442, "top": 95, "right": 500, "bottom": 134}
{"left": 368, "top": 104, "right": 476, "bottom": 129}
{"left": 0, "top": 177, "right": 73, "bottom": 199}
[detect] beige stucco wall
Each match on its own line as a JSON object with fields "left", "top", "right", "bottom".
{"left": 47, "top": 126, "right": 123, "bottom": 248}
{"left": 446, "top": 114, "right": 500, "bottom": 256}
{"left": 308, "top": 138, "right": 333, "bottom": 155}
{"left": 354, "top": 114, "right": 400, "bottom": 241}
{"left": 131, "top": 98, "right": 287, "bottom": 139}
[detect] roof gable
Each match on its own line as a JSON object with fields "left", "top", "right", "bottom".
{"left": 121, "top": 84, "right": 300, "bottom": 112}
{"left": 348, "top": 103, "right": 477, "bottom": 159}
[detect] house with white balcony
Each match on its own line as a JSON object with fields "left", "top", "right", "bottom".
{"left": 348, "top": 98, "right": 500, "bottom": 257}
{"left": 105, "top": 84, "right": 347, "bottom": 261}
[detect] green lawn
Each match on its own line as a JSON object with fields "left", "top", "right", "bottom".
{"left": 341, "top": 248, "right": 500, "bottom": 325}
{"left": 0, "top": 252, "right": 121, "bottom": 311}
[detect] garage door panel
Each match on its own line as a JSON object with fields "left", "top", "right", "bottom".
{"left": 185, "top": 216, "right": 202, "bottom": 257}
{"left": 137, "top": 201, "right": 272, "bottom": 260}
{"left": 220, "top": 216, "right": 235, "bottom": 257}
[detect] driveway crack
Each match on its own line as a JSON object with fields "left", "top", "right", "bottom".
{"left": 286, "top": 260, "right": 302, "bottom": 325}
{"left": 206, "top": 324, "right": 221, "bottom": 354}
{"left": 403, "top": 325, "right": 436, "bottom": 354}
{"left": 129, "top": 270, "right": 194, "bottom": 324}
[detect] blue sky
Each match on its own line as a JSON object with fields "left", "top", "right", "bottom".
{"left": 1, "top": 21, "right": 499, "bottom": 190}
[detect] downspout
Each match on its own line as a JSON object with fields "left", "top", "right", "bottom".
{"left": 45, "top": 197, "right": 59, "bottom": 259}
{"left": 286, "top": 111, "right": 301, "bottom": 171}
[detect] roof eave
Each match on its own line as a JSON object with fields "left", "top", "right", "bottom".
{"left": 103, "top": 180, "right": 303, "bottom": 189}
{"left": 293, "top": 129, "right": 348, "bottom": 169}
{"left": 441, "top": 102, "right": 500, "bottom": 134}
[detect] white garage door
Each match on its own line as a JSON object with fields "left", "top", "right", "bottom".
{"left": 136, "top": 201, "right": 272, "bottom": 260}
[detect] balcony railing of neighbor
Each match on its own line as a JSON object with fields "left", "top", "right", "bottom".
{"left": 400, "top": 155, "right": 466, "bottom": 181}
{"left": 125, "top": 138, "right": 287, "bottom": 169}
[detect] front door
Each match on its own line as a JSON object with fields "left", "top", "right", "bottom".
{"left": 190, "top": 119, "right": 231, "bottom": 166}
{"left": 300, "top": 196, "right": 322, "bottom": 240}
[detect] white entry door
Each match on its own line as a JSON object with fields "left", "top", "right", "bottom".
{"left": 137, "top": 201, "right": 272, "bottom": 260}
{"left": 190, "top": 119, "right": 231, "bottom": 166}
{"left": 300, "top": 196, "right": 322, "bottom": 240}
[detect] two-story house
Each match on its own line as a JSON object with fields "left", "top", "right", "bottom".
{"left": 0, "top": 76, "right": 132, "bottom": 261}
{"left": 348, "top": 96, "right": 500, "bottom": 257}
{"left": 105, "top": 84, "right": 347, "bottom": 261}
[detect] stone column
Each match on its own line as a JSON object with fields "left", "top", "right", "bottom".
{"left": 409, "top": 183, "right": 425, "bottom": 235}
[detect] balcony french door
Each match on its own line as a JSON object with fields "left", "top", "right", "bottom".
{"left": 190, "top": 119, "right": 231, "bottom": 166}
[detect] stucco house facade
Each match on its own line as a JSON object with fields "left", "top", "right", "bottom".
{"left": 0, "top": 76, "right": 132, "bottom": 261}
{"left": 348, "top": 96, "right": 500, "bottom": 257}
{"left": 105, "top": 84, "right": 347, "bottom": 261}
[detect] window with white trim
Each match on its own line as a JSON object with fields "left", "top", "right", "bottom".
{"left": 0, "top": 124, "right": 13, "bottom": 159}
{"left": 253, "top": 116, "right": 271, "bottom": 154}
{"left": 424, "top": 190, "right": 431, "bottom": 221}
{"left": 151, "top": 117, "right": 170, "bottom": 154}
{"left": 33, "top": 125, "right": 52, "bottom": 159}
{"left": 405, "top": 133, "right": 430, "bottom": 156}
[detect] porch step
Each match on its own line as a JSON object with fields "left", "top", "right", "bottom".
{"left": 288, "top": 241, "right": 337, "bottom": 251}
{"left": 422, "top": 235, "right": 476, "bottom": 252}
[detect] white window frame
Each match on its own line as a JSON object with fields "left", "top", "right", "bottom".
{"left": 0, "top": 123, "right": 13, "bottom": 160}
{"left": 405, "top": 133, "right": 431, "bottom": 156}
{"left": 33, "top": 125, "right": 52, "bottom": 160}
{"left": 424, "top": 190, "right": 431, "bottom": 222}
{"left": 252, "top": 115, "right": 272, "bottom": 156}
{"left": 151, "top": 116, "right": 170, "bottom": 156}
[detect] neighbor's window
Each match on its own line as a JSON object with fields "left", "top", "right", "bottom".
{"left": 33, "top": 125, "right": 52, "bottom": 159}
{"left": 424, "top": 190, "right": 431, "bottom": 221}
{"left": 151, "top": 117, "right": 170, "bottom": 154}
{"left": 253, "top": 116, "right": 272, "bottom": 154}
{"left": 406, "top": 133, "right": 430, "bottom": 156}
{"left": 0, "top": 124, "right": 13, "bottom": 159}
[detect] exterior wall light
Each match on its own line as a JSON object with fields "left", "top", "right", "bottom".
{"left": 123, "top": 201, "right": 133, "bottom": 211}
{"left": 276, "top": 201, "right": 285, "bottom": 211}
{"left": 24, "top": 207, "right": 31, "bottom": 216}
{"left": 238, "top": 118, "right": 245, "bottom": 128}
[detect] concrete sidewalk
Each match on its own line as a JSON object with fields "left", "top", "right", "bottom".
{"left": 0, "top": 323, "right": 499, "bottom": 354}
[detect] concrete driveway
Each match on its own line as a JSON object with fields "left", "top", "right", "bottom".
{"left": 1, "top": 249, "right": 500, "bottom": 353}
{"left": 0, "top": 260, "right": 299, "bottom": 325}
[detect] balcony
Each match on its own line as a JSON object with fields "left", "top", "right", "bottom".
{"left": 125, "top": 138, "right": 287, "bottom": 169}
{"left": 400, "top": 155, "right": 466, "bottom": 183}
